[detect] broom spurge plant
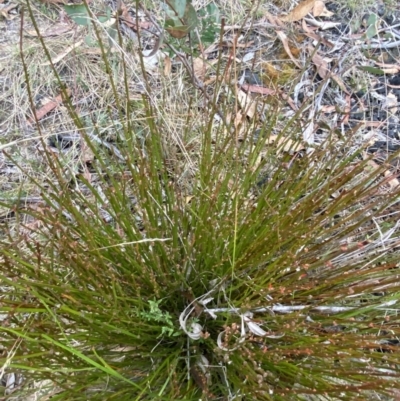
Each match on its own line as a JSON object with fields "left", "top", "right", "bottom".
{"left": 1, "top": 1, "right": 400, "bottom": 400}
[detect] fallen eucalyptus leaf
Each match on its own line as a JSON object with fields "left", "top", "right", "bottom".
{"left": 281, "top": 0, "right": 316, "bottom": 22}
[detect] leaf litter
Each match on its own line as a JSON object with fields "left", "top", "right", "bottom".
{"left": 2, "top": 0, "right": 400, "bottom": 241}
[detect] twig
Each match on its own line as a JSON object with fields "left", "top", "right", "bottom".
{"left": 223, "top": 21, "right": 281, "bottom": 31}
{"left": 205, "top": 300, "right": 397, "bottom": 316}
{"left": 361, "top": 40, "right": 400, "bottom": 49}
{"left": 378, "top": 25, "right": 400, "bottom": 40}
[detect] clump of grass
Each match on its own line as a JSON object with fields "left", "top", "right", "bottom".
{"left": 1, "top": 1, "right": 400, "bottom": 400}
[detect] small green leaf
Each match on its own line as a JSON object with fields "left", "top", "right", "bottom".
{"left": 365, "top": 13, "right": 378, "bottom": 39}
{"left": 63, "top": 4, "right": 90, "bottom": 26}
{"left": 184, "top": 3, "right": 198, "bottom": 31}
{"left": 205, "top": 3, "right": 220, "bottom": 22}
{"left": 197, "top": 3, "right": 220, "bottom": 45}
{"left": 98, "top": 15, "right": 111, "bottom": 24}
{"left": 357, "top": 66, "right": 386, "bottom": 75}
{"left": 165, "top": 17, "right": 180, "bottom": 28}
{"left": 366, "top": 24, "right": 377, "bottom": 39}
{"left": 64, "top": 4, "right": 110, "bottom": 26}
{"left": 367, "top": 13, "right": 377, "bottom": 26}
{"left": 168, "top": 0, "right": 186, "bottom": 18}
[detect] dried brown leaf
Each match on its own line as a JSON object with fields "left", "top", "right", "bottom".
{"left": 234, "top": 111, "right": 245, "bottom": 128}
{"left": 163, "top": 56, "right": 172, "bottom": 76}
{"left": 280, "top": 92, "right": 298, "bottom": 111}
{"left": 193, "top": 57, "right": 207, "bottom": 80}
{"left": 313, "top": 1, "right": 333, "bottom": 17}
{"left": 265, "top": 135, "right": 305, "bottom": 153}
{"left": 0, "top": 2, "right": 18, "bottom": 20}
{"left": 118, "top": 0, "right": 149, "bottom": 30}
{"left": 307, "top": 44, "right": 329, "bottom": 78}
{"left": 318, "top": 7, "right": 334, "bottom": 17}
{"left": 301, "top": 18, "right": 313, "bottom": 32}
{"left": 313, "top": 0, "right": 325, "bottom": 16}
{"left": 237, "top": 90, "right": 257, "bottom": 119}
{"left": 119, "top": 0, "right": 135, "bottom": 28}
{"left": 29, "top": 89, "right": 71, "bottom": 124}
{"left": 281, "top": 0, "right": 316, "bottom": 22}
{"left": 331, "top": 73, "right": 349, "bottom": 94}
{"left": 241, "top": 84, "right": 276, "bottom": 95}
